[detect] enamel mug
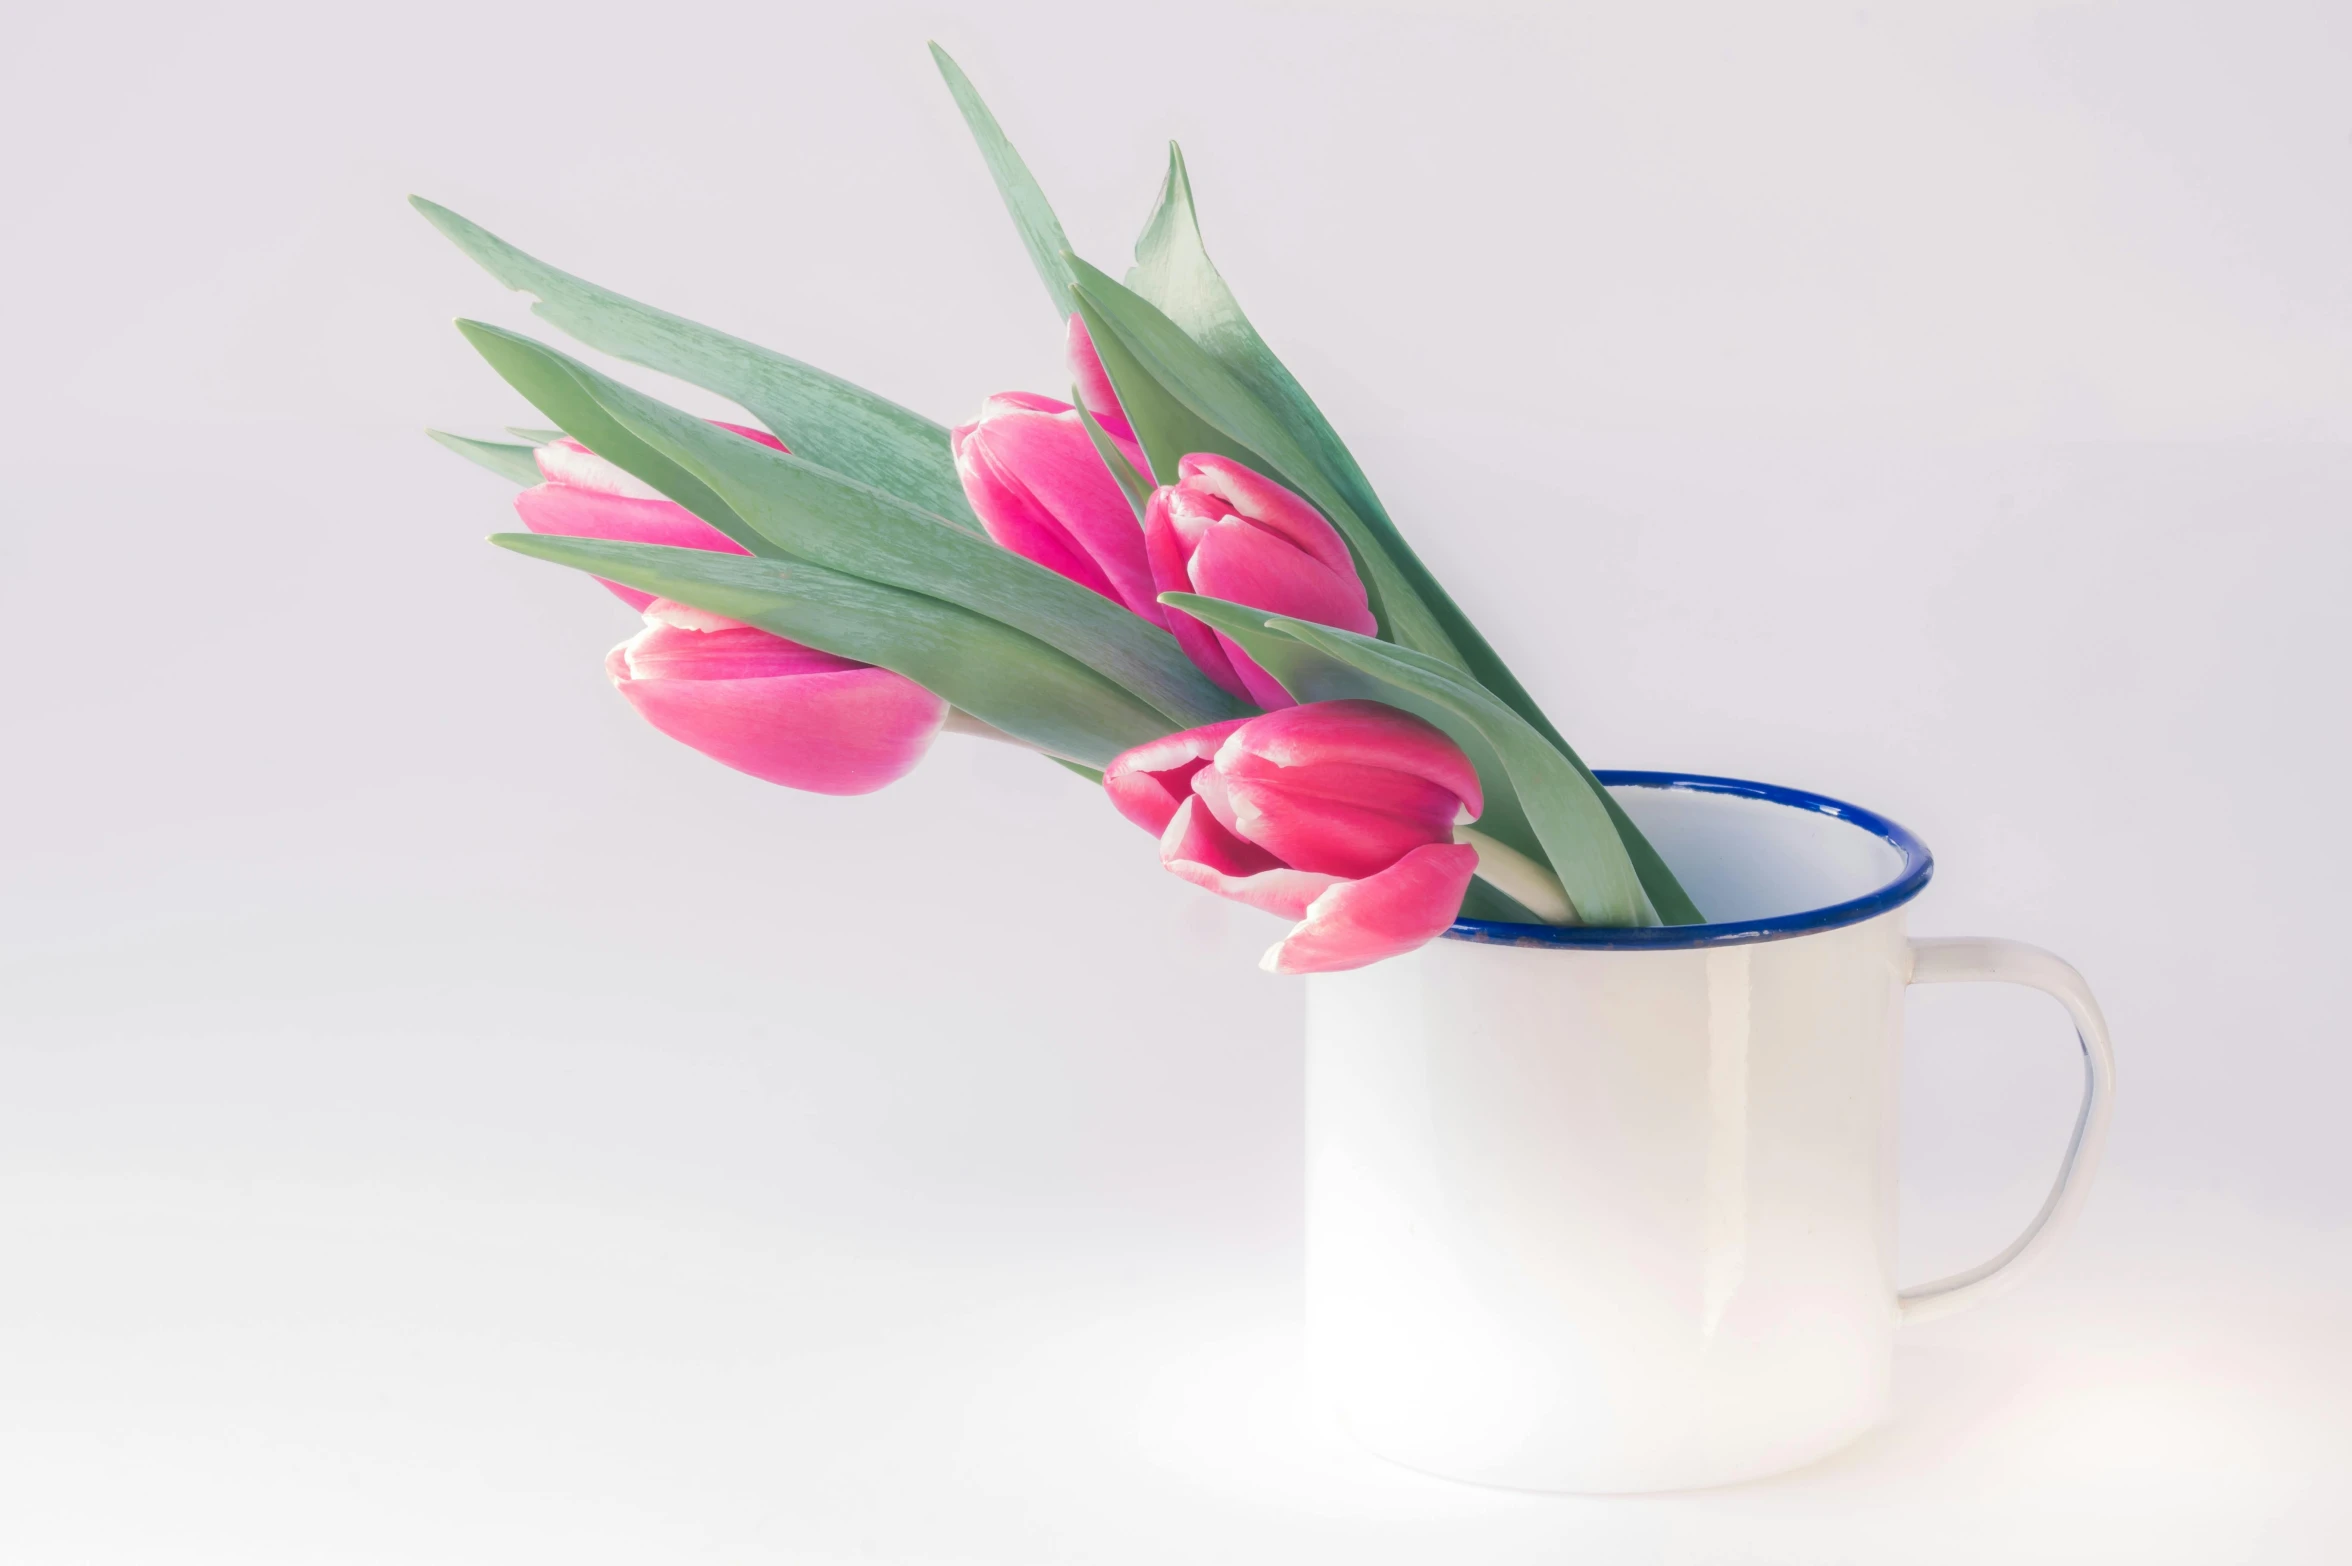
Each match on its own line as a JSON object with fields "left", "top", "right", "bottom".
{"left": 1303, "top": 772, "right": 2115, "bottom": 1493}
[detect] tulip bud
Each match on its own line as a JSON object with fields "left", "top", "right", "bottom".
{"left": 1104, "top": 700, "right": 1482, "bottom": 973}
{"left": 606, "top": 599, "right": 948, "bottom": 796}
{"left": 515, "top": 422, "right": 787, "bottom": 609}
{"left": 1143, "top": 454, "right": 1377, "bottom": 708}
{"left": 951, "top": 392, "right": 1162, "bottom": 624}
{"left": 1065, "top": 314, "right": 1147, "bottom": 478}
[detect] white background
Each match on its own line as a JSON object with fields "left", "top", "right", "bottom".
{"left": 4, "top": 1, "right": 2346, "bottom": 1559}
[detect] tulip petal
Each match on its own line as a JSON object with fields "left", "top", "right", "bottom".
{"left": 1066, "top": 314, "right": 1147, "bottom": 474}
{"left": 515, "top": 483, "right": 750, "bottom": 555}
{"left": 708, "top": 421, "right": 791, "bottom": 453}
{"left": 1187, "top": 517, "right": 1372, "bottom": 630}
{"left": 1221, "top": 699, "right": 1482, "bottom": 816}
{"left": 1195, "top": 704, "right": 1470, "bottom": 877}
{"left": 1185, "top": 762, "right": 1247, "bottom": 842}
{"left": 1142, "top": 460, "right": 1377, "bottom": 710}
{"left": 1101, "top": 717, "right": 1252, "bottom": 834}
{"left": 1214, "top": 769, "right": 1463, "bottom": 878}
{"left": 1158, "top": 797, "right": 1340, "bottom": 920}
{"left": 1260, "top": 842, "right": 1479, "bottom": 974}
{"left": 606, "top": 598, "right": 941, "bottom": 795}
{"left": 1143, "top": 488, "right": 1251, "bottom": 700}
{"left": 516, "top": 436, "right": 761, "bottom": 609}
{"left": 637, "top": 598, "right": 745, "bottom": 635}
{"left": 1175, "top": 453, "right": 1359, "bottom": 582}
{"left": 965, "top": 390, "right": 1070, "bottom": 421}
{"left": 1185, "top": 515, "right": 1378, "bottom": 707}
{"left": 609, "top": 656, "right": 947, "bottom": 796}
{"left": 961, "top": 403, "right": 1160, "bottom": 621}
{"left": 955, "top": 431, "right": 1118, "bottom": 600}
{"left": 621, "top": 605, "right": 868, "bottom": 683}
{"left": 954, "top": 395, "right": 1161, "bottom": 622}
{"left": 534, "top": 423, "right": 786, "bottom": 499}
{"left": 535, "top": 438, "right": 667, "bottom": 500}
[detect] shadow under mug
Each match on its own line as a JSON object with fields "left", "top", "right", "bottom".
{"left": 1303, "top": 772, "right": 2115, "bottom": 1494}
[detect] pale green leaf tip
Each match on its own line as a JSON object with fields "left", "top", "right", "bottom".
{"left": 453, "top": 317, "right": 524, "bottom": 350}
{"left": 1157, "top": 590, "right": 1281, "bottom": 631}
{"left": 489, "top": 531, "right": 567, "bottom": 560}
{"left": 410, "top": 195, "right": 466, "bottom": 237}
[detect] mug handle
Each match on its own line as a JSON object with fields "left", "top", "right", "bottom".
{"left": 1896, "top": 937, "right": 2118, "bottom": 1325}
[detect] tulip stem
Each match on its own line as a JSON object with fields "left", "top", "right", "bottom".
{"left": 1455, "top": 826, "right": 1580, "bottom": 926}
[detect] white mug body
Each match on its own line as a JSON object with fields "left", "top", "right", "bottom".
{"left": 1303, "top": 775, "right": 2111, "bottom": 1493}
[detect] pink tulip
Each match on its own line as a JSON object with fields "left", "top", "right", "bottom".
{"left": 606, "top": 599, "right": 948, "bottom": 795}
{"left": 951, "top": 392, "right": 1162, "bottom": 625}
{"left": 1103, "top": 700, "right": 1482, "bottom": 974}
{"left": 1065, "top": 314, "right": 1147, "bottom": 478}
{"left": 1143, "top": 454, "right": 1377, "bottom": 709}
{"left": 514, "top": 422, "right": 787, "bottom": 610}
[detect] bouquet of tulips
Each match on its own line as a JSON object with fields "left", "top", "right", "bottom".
{"left": 422, "top": 46, "right": 1703, "bottom": 974}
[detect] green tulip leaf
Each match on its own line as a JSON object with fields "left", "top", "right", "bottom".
{"left": 1125, "top": 148, "right": 1601, "bottom": 776}
{"left": 428, "top": 429, "right": 544, "bottom": 487}
{"left": 1067, "top": 288, "right": 1265, "bottom": 493}
{"left": 456, "top": 321, "right": 779, "bottom": 558}
{"left": 506, "top": 426, "right": 565, "bottom": 445}
{"left": 1065, "top": 258, "right": 1465, "bottom": 662}
{"left": 600, "top": 377, "right": 1246, "bottom": 730}
{"left": 412, "top": 196, "right": 979, "bottom": 531}
{"left": 1071, "top": 392, "right": 1152, "bottom": 517}
{"left": 1599, "top": 795, "right": 1705, "bottom": 926}
{"left": 928, "top": 44, "right": 1077, "bottom": 320}
{"left": 1131, "top": 143, "right": 1375, "bottom": 511}
{"left": 466, "top": 321, "right": 1242, "bottom": 732}
{"left": 492, "top": 534, "right": 1170, "bottom": 766}
{"left": 1460, "top": 879, "right": 1544, "bottom": 923}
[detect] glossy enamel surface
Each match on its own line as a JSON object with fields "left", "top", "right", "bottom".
{"left": 1305, "top": 778, "right": 2114, "bottom": 1492}
{"left": 1451, "top": 772, "right": 1933, "bottom": 948}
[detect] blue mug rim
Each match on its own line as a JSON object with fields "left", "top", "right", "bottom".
{"left": 1448, "top": 771, "right": 1934, "bottom": 951}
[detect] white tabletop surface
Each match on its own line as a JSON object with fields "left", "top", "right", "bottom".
{"left": 5, "top": 1, "right": 2346, "bottom": 1559}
